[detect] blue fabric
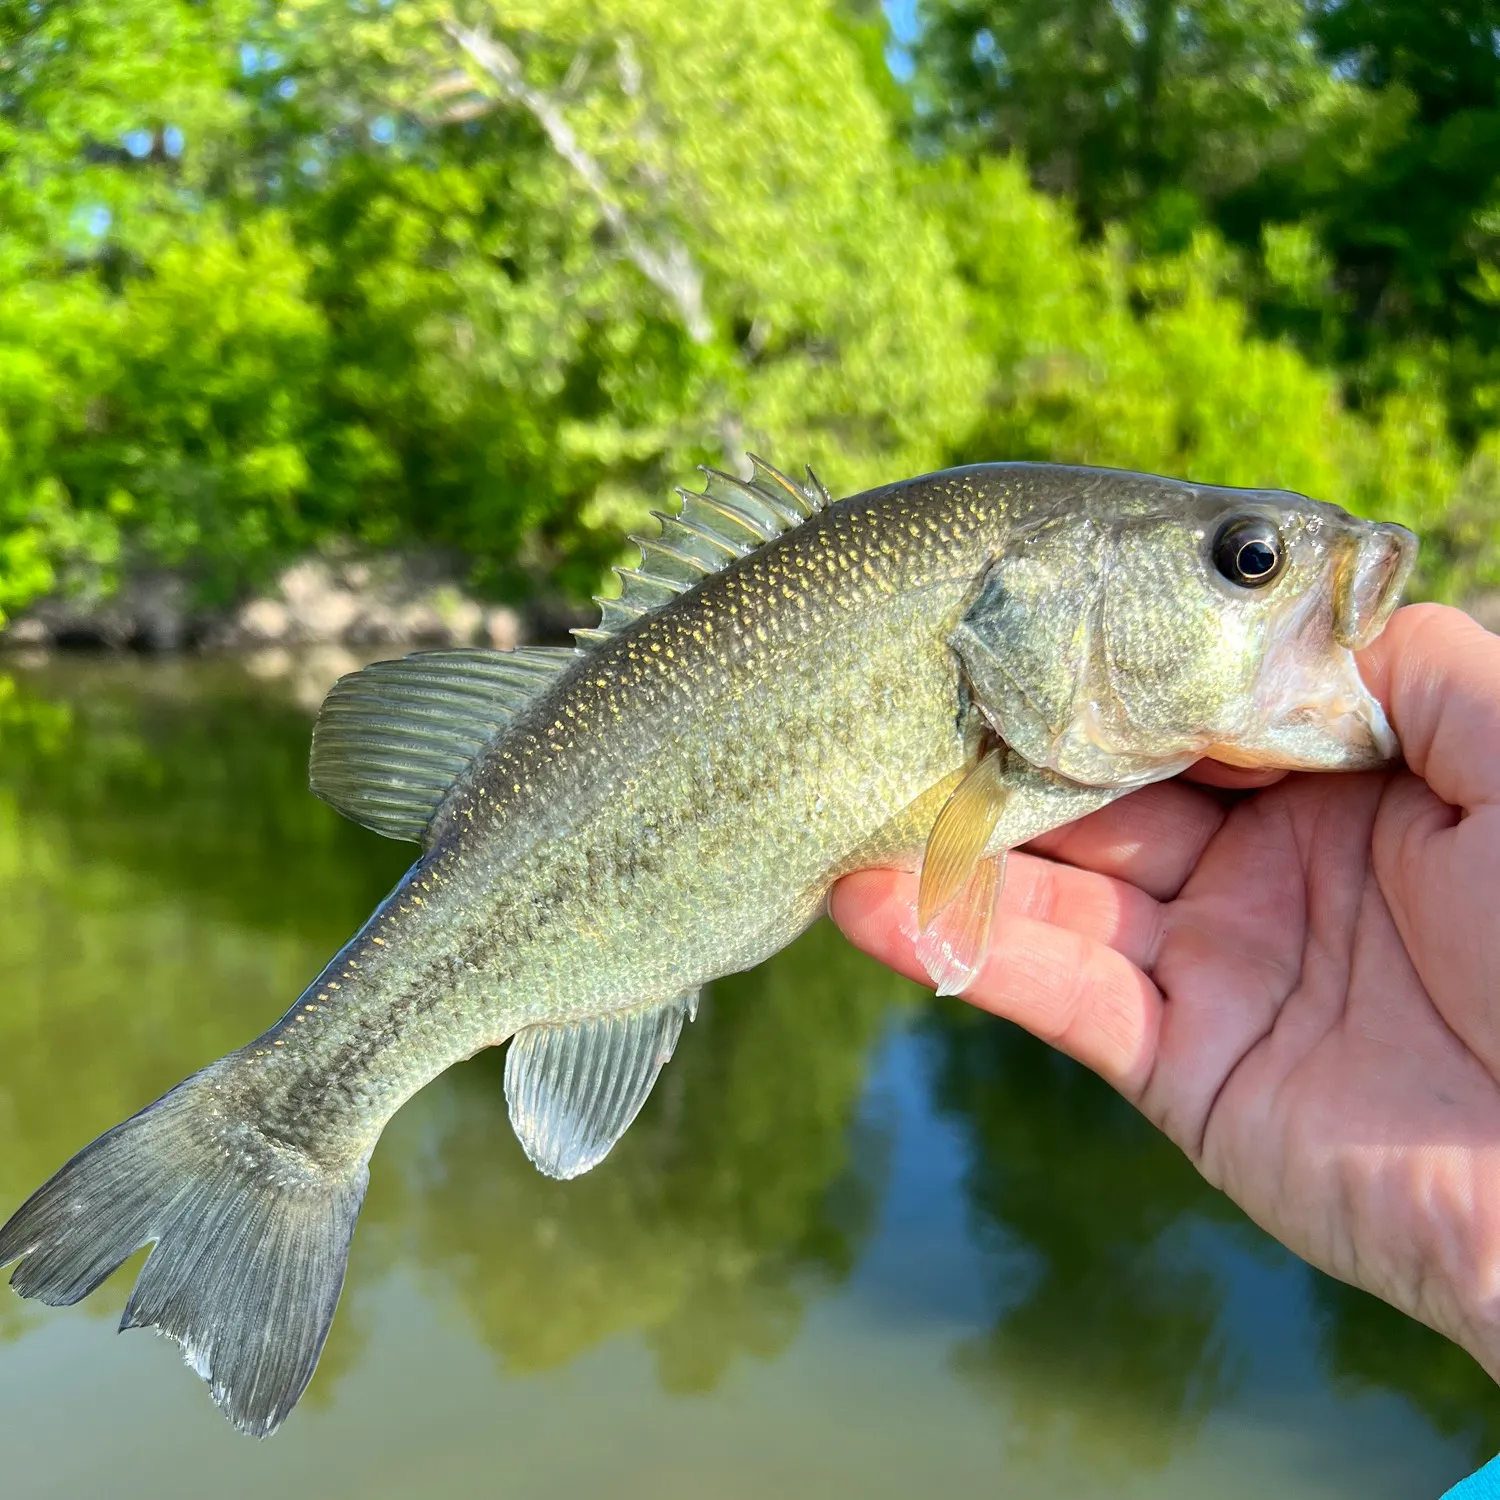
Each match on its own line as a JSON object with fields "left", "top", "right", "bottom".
{"left": 1445, "top": 1456, "right": 1500, "bottom": 1498}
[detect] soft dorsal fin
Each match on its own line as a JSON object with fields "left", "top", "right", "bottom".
{"left": 309, "top": 646, "right": 577, "bottom": 843}
{"left": 571, "top": 454, "right": 831, "bottom": 646}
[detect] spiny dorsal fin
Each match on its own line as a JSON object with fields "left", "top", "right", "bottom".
{"left": 571, "top": 455, "right": 831, "bottom": 647}
{"left": 309, "top": 646, "right": 577, "bottom": 843}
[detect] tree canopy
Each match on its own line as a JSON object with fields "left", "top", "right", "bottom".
{"left": 0, "top": 0, "right": 1496, "bottom": 622}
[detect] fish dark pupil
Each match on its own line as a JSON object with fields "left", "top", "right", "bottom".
{"left": 1238, "top": 540, "right": 1276, "bottom": 577}
{"left": 1212, "top": 517, "right": 1284, "bottom": 588}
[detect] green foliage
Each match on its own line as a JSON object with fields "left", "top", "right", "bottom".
{"left": 0, "top": 0, "right": 1496, "bottom": 620}
{"left": 0, "top": 0, "right": 982, "bottom": 617}
{"left": 912, "top": 0, "right": 1345, "bottom": 231}
{"left": 925, "top": 157, "right": 1491, "bottom": 594}
{"left": 912, "top": 0, "right": 1500, "bottom": 595}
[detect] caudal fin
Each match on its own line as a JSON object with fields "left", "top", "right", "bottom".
{"left": 0, "top": 1077, "right": 369, "bottom": 1437}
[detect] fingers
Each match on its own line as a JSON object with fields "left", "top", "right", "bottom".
{"left": 839, "top": 854, "right": 1166, "bottom": 970}
{"left": 1183, "top": 762, "right": 1289, "bottom": 791}
{"left": 1358, "top": 603, "right": 1500, "bottom": 811}
{"left": 1024, "top": 778, "right": 1228, "bottom": 900}
{"left": 832, "top": 864, "right": 1163, "bottom": 1099}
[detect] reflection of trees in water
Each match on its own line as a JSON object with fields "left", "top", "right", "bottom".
{"left": 922, "top": 999, "right": 1242, "bottom": 1465}
{"left": 0, "top": 659, "right": 413, "bottom": 941}
{"left": 0, "top": 662, "right": 412, "bottom": 1206}
{"left": 924, "top": 994, "right": 1500, "bottom": 1469}
{"left": 5, "top": 657, "right": 1497, "bottom": 1450}
{"left": 1311, "top": 1278, "right": 1500, "bottom": 1471}
{"left": 0, "top": 661, "right": 913, "bottom": 1404}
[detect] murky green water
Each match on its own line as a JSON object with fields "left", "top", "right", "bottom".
{"left": 0, "top": 655, "right": 1493, "bottom": 1498}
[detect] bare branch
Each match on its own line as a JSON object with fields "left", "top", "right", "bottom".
{"left": 442, "top": 20, "right": 712, "bottom": 344}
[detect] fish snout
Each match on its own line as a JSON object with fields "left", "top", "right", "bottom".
{"left": 1335, "top": 521, "right": 1418, "bottom": 650}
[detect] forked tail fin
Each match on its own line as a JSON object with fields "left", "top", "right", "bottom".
{"left": 0, "top": 1075, "right": 369, "bottom": 1436}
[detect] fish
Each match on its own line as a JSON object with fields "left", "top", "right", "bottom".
{"left": 0, "top": 458, "right": 1416, "bottom": 1435}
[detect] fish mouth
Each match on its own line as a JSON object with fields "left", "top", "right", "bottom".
{"left": 1319, "top": 520, "right": 1416, "bottom": 766}
{"left": 1210, "top": 649, "right": 1398, "bottom": 772}
{"left": 1215, "top": 522, "right": 1416, "bottom": 773}
{"left": 1334, "top": 520, "right": 1418, "bottom": 650}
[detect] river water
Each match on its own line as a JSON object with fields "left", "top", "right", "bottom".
{"left": 0, "top": 655, "right": 1490, "bottom": 1497}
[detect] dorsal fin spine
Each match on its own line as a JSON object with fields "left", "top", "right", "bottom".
{"left": 635, "top": 538, "right": 713, "bottom": 587}
{"left": 700, "top": 470, "right": 786, "bottom": 532}
{"left": 800, "top": 464, "right": 833, "bottom": 510}
{"left": 747, "top": 454, "right": 817, "bottom": 519}
{"left": 571, "top": 456, "right": 834, "bottom": 649}
{"left": 651, "top": 511, "right": 743, "bottom": 563}
{"left": 613, "top": 568, "right": 684, "bottom": 605}
{"left": 684, "top": 493, "right": 775, "bottom": 542}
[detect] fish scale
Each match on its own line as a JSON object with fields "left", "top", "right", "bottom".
{"left": 0, "top": 459, "right": 1417, "bottom": 1437}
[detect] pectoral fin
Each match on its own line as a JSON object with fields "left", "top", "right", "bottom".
{"left": 915, "top": 851, "right": 1007, "bottom": 997}
{"left": 913, "top": 750, "right": 1011, "bottom": 996}
{"left": 913, "top": 751, "right": 1136, "bottom": 995}
{"left": 504, "top": 993, "right": 698, "bottom": 1180}
{"left": 917, "top": 750, "right": 1009, "bottom": 930}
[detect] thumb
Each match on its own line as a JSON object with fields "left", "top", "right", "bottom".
{"left": 1361, "top": 605, "right": 1500, "bottom": 1074}
{"left": 1358, "top": 603, "right": 1500, "bottom": 812}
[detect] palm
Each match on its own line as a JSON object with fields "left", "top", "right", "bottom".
{"left": 834, "top": 605, "right": 1500, "bottom": 1378}
{"left": 1147, "top": 771, "right": 1500, "bottom": 1367}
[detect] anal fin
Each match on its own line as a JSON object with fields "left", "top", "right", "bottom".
{"left": 504, "top": 993, "right": 698, "bottom": 1180}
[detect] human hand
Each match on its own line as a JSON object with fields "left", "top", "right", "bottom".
{"left": 832, "top": 603, "right": 1500, "bottom": 1380}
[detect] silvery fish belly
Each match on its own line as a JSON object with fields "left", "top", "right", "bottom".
{"left": 0, "top": 459, "right": 1417, "bottom": 1435}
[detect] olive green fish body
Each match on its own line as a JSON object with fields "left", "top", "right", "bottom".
{"left": 245, "top": 473, "right": 1018, "bottom": 1152}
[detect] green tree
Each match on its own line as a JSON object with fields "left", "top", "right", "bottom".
{"left": 3, "top": 0, "right": 1495, "bottom": 623}
{"left": 910, "top": 0, "right": 1500, "bottom": 495}
{"left": 0, "top": 0, "right": 984, "bottom": 619}
{"left": 923, "top": 156, "right": 1489, "bottom": 593}
{"left": 912, "top": 0, "right": 1346, "bottom": 236}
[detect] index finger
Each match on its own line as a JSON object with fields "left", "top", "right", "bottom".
{"left": 1358, "top": 603, "right": 1500, "bottom": 811}
{"left": 830, "top": 867, "right": 1162, "bottom": 1098}
{"left": 1025, "top": 777, "right": 1227, "bottom": 900}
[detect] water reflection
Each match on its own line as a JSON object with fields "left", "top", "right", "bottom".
{"left": 922, "top": 995, "right": 1500, "bottom": 1475}
{"left": 919, "top": 1002, "right": 1239, "bottom": 1466}
{"left": 1313, "top": 1278, "right": 1500, "bottom": 1470}
{"left": 0, "top": 656, "right": 1490, "bottom": 1494}
{"left": 0, "top": 661, "right": 409, "bottom": 1213}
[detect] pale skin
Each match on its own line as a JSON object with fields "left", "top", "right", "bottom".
{"left": 832, "top": 602, "right": 1500, "bottom": 1383}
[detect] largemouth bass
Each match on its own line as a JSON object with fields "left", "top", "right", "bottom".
{"left": 0, "top": 459, "right": 1416, "bottom": 1435}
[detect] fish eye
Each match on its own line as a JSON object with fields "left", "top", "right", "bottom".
{"left": 1212, "top": 516, "right": 1285, "bottom": 589}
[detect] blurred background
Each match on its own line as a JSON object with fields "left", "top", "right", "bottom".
{"left": 4, "top": 0, "right": 1500, "bottom": 643}
{"left": 2, "top": 3, "right": 1500, "bottom": 1497}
